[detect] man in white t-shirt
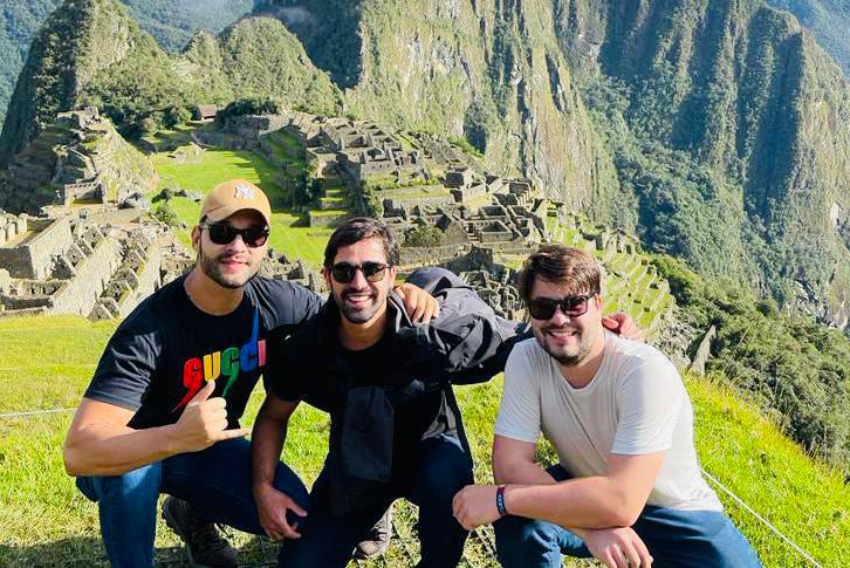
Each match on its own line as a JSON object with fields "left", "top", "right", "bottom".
{"left": 452, "top": 245, "right": 760, "bottom": 567}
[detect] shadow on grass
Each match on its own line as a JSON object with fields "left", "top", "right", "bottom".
{"left": 0, "top": 536, "right": 278, "bottom": 567}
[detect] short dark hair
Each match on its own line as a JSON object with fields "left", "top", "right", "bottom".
{"left": 518, "top": 245, "right": 601, "bottom": 302}
{"left": 323, "top": 217, "right": 399, "bottom": 268}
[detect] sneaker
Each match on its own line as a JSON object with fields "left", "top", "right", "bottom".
{"left": 162, "top": 496, "right": 239, "bottom": 568}
{"left": 355, "top": 505, "right": 393, "bottom": 559}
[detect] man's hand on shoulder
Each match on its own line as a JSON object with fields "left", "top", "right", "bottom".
{"left": 169, "top": 381, "right": 250, "bottom": 453}
{"left": 602, "top": 312, "right": 644, "bottom": 342}
{"left": 394, "top": 282, "right": 441, "bottom": 323}
{"left": 583, "top": 526, "right": 653, "bottom": 568}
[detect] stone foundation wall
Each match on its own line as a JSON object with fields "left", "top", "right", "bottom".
{"left": 400, "top": 244, "right": 466, "bottom": 266}
{"left": 0, "top": 217, "right": 72, "bottom": 279}
{"left": 118, "top": 245, "right": 162, "bottom": 318}
{"left": 51, "top": 237, "right": 123, "bottom": 315}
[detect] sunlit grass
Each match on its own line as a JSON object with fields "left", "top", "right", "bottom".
{"left": 1, "top": 316, "right": 848, "bottom": 566}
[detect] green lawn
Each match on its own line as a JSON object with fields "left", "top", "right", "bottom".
{"left": 151, "top": 147, "right": 331, "bottom": 267}
{"left": 1, "top": 316, "right": 847, "bottom": 566}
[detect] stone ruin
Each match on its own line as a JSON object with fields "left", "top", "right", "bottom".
{"left": 0, "top": 208, "right": 182, "bottom": 321}
{"left": 0, "top": 108, "right": 158, "bottom": 214}
{"left": 259, "top": 249, "right": 324, "bottom": 294}
{"left": 441, "top": 246, "right": 526, "bottom": 320}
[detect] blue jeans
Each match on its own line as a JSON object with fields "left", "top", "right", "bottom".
{"left": 277, "top": 433, "right": 474, "bottom": 568}
{"left": 494, "top": 465, "right": 762, "bottom": 568}
{"left": 76, "top": 437, "right": 309, "bottom": 568}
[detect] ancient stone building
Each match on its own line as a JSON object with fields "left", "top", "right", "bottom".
{"left": 0, "top": 109, "right": 157, "bottom": 214}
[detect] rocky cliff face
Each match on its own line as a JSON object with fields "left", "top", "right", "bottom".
{"left": 558, "top": 0, "right": 850, "bottom": 327}
{"left": 262, "top": 0, "right": 850, "bottom": 325}
{"left": 260, "top": 0, "right": 623, "bottom": 217}
{"left": 0, "top": 0, "right": 147, "bottom": 166}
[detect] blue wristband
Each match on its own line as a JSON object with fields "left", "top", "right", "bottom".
{"left": 496, "top": 485, "right": 508, "bottom": 517}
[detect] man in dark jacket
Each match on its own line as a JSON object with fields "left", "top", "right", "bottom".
{"left": 252, "top": 217, "right": 525, "bottom": 567}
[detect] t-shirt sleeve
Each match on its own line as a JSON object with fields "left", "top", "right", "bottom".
{"left": 84, "top": 321, "right": 159, "bottom": 411}
{"left": 494, "top": 343, "right": 542, "bottom": 444}
{"left": 287, "top": 282, "right": 323, "bottom": 324}
{"left": 266, "top": 333, "right": 309, "bottom": 402}
{"left": 611, "top": 356, "right": 684, "bottom": 455}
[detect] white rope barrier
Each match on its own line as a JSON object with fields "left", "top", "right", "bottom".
{"left": 701, "top": 468, "right": 823, "bottom": 567}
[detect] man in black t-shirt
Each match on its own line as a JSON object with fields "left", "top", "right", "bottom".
{"left": 252, "top": 218, "right": 529, "bottom": 566}
{"left": 63, "top": 181, "right": 438, "bottom": 568}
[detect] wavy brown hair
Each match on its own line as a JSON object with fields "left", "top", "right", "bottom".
{"left": 518, "top": 245, "right": 601, "bottom": 302}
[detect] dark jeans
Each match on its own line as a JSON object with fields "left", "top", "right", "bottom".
{"left": 76, "top": 437, "right": 309, "bottom": 568}
{"left": 494, "top": 464, "right": 762, "bottom": 568}
{"left": 277, "top": 433, "right": 474, "bottom": 568}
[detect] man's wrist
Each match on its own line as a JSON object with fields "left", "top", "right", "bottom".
{"left": 161, "top": 423, "right": 185, "bottom": 456}
{"left": 496, "top": 485, "right": 509, "bottom": 517}
{"left": 253, "top": 479, "right": 275, "bottom": 499}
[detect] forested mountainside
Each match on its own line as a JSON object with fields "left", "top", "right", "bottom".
{"left": 766, "top": 0, "right": 850, "bottom": 78}
{"left": 260, "top": 0, "right": 850, "bottom": 329}
{"left": 0, "top": 0, "right": 253, "bottom": 132}
{"left": 5, "top": 0, "right": 850, "bottom": 334}
{"left": 0, "top": 0, "right": 339, "bottom": 168}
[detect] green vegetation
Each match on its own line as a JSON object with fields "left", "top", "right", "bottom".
{"left": 0, "top": 0, "right": 342, "bottom": 165}
{"left": 0, "top": 1, "right": 60, "bottom": 133}
{"left": 149, "top": 137, "right": 332, "bottom": 266}
{"left": 0, "top": 0, "right": 252, "bottom": 134}
{"left": 152, "top": 200, "right": 179, "bottom": 227}
{"left": 217, "top": 98, "right": 282, "bottom": 123}
{"left": 767, "top": 0, "right": 850, "bottom": 78}
{"left": 655, "top": 255, "right": 850, "bottom": 472}
{"left": 405, "top": 224, "right": 448, "bottom": 247}
{"left": 1, "top": 315, "right": 848, "bottom": 566}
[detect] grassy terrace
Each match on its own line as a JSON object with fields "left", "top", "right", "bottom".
{"left": 546, "top": 212, "right": 673, "bottom": 334}
{"left": 149, "top": 137, "right": 332, "bottom": 267}
{"left": 1, "top": 316, "right": 847, "bottom": 566}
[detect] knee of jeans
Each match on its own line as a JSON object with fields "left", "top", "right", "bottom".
{"left": 420, "top": 456, "right": 473, "bottom": 502}
{"left": 495, "top": 515, "right": 559, "bottom": 557}
{"left": 273, "top": 462, "right": 310, "bottom": 510}
{"left": 76, "top": 476, "right": 98, "bottom": 502}
{"left": 96, "top": 463, "right": 162, "bottom": 502}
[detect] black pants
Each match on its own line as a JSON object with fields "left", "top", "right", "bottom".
{"left": 277, "top": 433, "right": 474, "bottom": 568}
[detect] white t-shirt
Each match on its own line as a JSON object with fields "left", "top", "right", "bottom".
{"left": 495, "top": 332, "right": 722, "bottom": 512}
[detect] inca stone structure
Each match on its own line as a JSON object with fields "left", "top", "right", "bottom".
{"left": 0, "top": 109, "right": 158, "bottom": 214}
{"left": 0, "top": 108, "right": 676, "bottom": 343}
{"left": 0, "top": 204, "right": 200, "bottom": 320}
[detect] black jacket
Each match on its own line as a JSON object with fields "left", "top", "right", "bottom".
{"left": 269, "top": 267, "right": 527, "bottom": 513}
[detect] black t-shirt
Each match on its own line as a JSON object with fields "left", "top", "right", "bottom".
{"left": 84, "top": 275, "right": 323, "bottom": 429}
{"left": 269, "top": 303, "right": 445, "bottom": 475}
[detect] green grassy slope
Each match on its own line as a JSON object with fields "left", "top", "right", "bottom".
{"left": 148, "top": 131, "right": 334, "bottom": 267}
{"left": 1, "top": 315, "right": 847, "bottom": 566}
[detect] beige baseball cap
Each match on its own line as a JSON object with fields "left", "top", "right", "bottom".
{"left": 200, "top": 179, "right": 272, "bottom": 226}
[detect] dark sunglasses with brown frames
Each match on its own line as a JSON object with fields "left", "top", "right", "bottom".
{"left": 330, "top": 262, "right": 390, "bottom": 283}
{"left": 527, "top": 294, "right": 593, "bottom": 320}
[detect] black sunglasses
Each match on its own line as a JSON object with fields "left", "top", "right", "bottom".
{"left": 201, "top": 224, "right": 269, "bottom": 248}
{"left": 528, "top": 294, "right": 593, "bottom": 320}
{"left": 330, "top": 262, "right": 390, "bottom": 284}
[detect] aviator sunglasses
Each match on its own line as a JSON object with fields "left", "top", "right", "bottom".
{"left": 200, "top": 224, "right": 270, "bottom": 248}
{"left": 330, "top": 262, "right": 390, "bottom": 284}
{"left": 528, "top": 294, "right": 593, "bottom": 320}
